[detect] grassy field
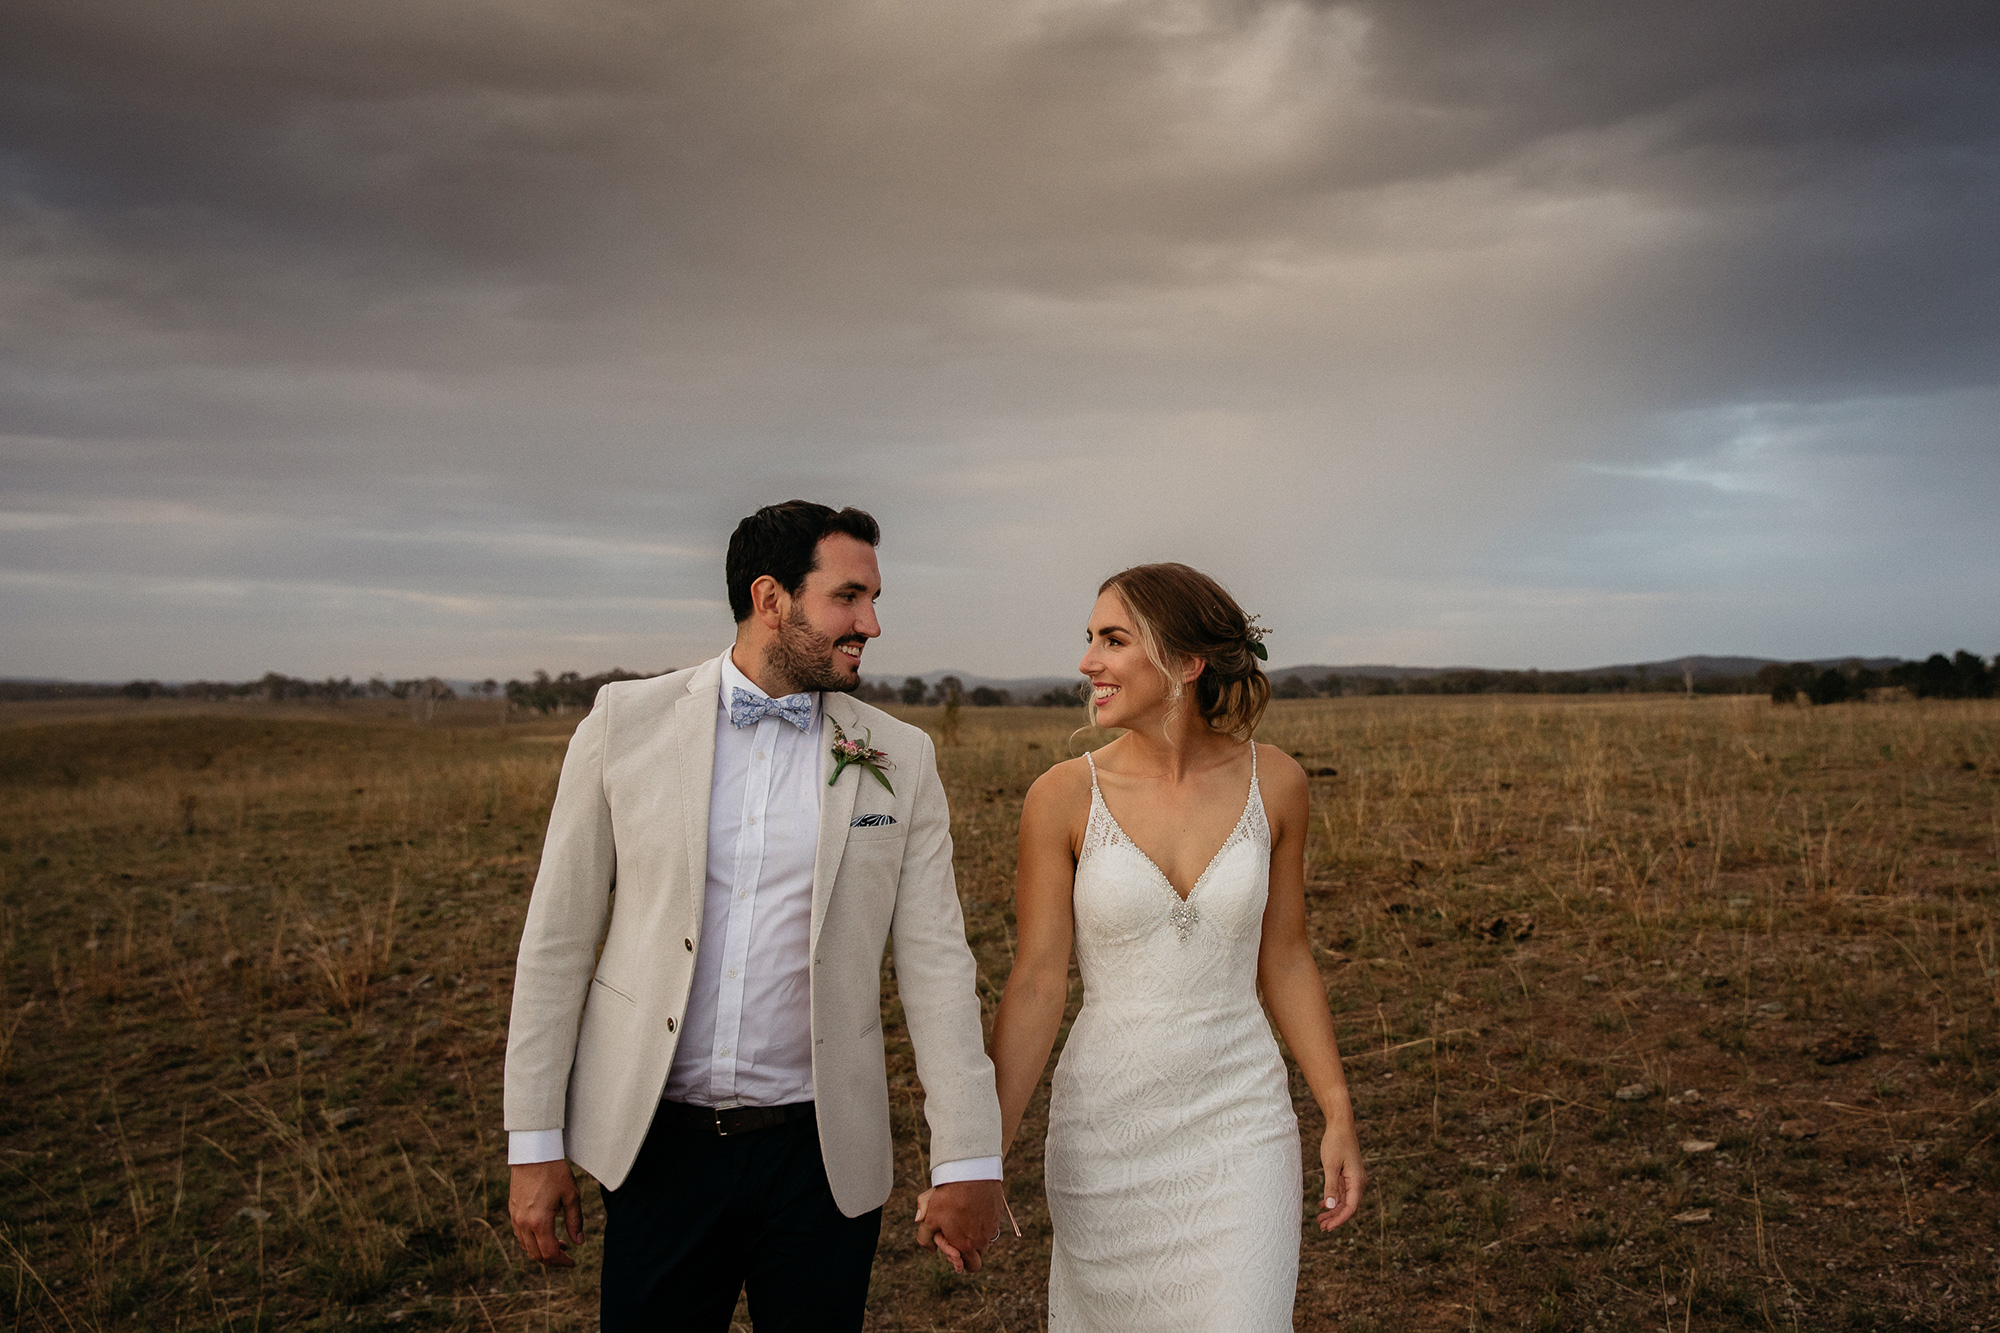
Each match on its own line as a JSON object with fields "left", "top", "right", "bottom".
{"left": 1, "top": 692, "right": 1997, "bottom": 1331}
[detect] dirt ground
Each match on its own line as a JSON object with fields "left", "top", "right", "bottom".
{"left": 1, "top": 692, "right": 1996, "bottom": 1330}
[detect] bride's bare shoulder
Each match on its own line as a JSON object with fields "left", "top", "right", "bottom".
{"left": 1250, "top": 742, "right": 1309, "bottom": 821}
{"left": 1251, "top": 740, "right": 1306, "bottom": 786}
{"left": 1022, "top": 757, "right": 1095, "bottom": 864}
{"left": 1023, "top": 754, "right": 1095, "bottom": 821}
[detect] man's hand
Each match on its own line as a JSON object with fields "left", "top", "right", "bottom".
{"left": 510, "top": 1160, "right": 584, "bottom": 1267}
{"left": 913, "top": 1179, "right": 1007, "bottom": 1274}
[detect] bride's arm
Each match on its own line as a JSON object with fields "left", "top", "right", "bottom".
{"left": 1254, "top": 745, "right": 1367, "bottom": 1231}
{"left": 989, "top": 761, "right": 1085, "bottom": 1155}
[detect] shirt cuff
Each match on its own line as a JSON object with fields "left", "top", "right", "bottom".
{"left": 508, "top": 1129, "right": 567, "bottom": 1164}
{"left": 930, "top": 1155, "right": 1003, "bottom": 1187}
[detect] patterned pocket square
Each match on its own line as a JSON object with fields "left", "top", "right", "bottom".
{"left": 849, "top": 813, "right": 898, "bottom": 828}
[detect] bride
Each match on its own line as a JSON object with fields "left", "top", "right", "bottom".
{"left": 989, "top": 562, "right": 1363, "bottom": 1329}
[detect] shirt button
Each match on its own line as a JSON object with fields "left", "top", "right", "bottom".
{"left": 737, "top": 890, "right": 748, "bottom": 900}
{"left": 747, "top": 816, "right": 758, "bottom": 825}
{"left": 726, "top": 968, "right": 739, "bottom": 979}
{"left": 755, "top": 750, "right": 766, "bottom": 760}
{"left": 719, "top": 1046, "right": 731, "bottom": 1057}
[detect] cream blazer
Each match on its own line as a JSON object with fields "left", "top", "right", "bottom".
{"left": 502, "top": 654, "right": 1001, "bottom": 1215}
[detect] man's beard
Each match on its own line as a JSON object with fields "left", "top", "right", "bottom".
{"left": 766, "top": 604, "right": 863, "bottom": 695}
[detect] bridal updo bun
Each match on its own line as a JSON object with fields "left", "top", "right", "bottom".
{"left": 1099, "top": 562, "right": 1270, "bottom": 740}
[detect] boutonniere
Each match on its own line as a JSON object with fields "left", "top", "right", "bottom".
{"left": 828, "top": 720, "right": 895, "bottom": 793}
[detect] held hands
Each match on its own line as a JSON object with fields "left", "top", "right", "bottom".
{"left": 509, "top": 1160, "right": 585, "bottom": 1267}
{"left": 1316, "top": 1125, "right": 1367, "bottom": 1232}
{"left": 913, "top": 1179, "right": 1010, "bottom": 1273}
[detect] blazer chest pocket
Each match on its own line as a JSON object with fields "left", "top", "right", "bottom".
{"left": 844, "top": 821, "right": 905, "bottom": 844}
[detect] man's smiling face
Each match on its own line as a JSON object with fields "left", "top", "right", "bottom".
{"left": 767, "top": 533, "right": 882, "bottom": 694}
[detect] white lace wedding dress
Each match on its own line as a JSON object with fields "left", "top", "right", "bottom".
{"left": 1044, "top": 745, "right": 1301, "bottom": 1331}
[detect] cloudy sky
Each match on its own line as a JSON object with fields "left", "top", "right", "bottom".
{"left": 4, "top": 1, "right": 1997, "bottom": 682}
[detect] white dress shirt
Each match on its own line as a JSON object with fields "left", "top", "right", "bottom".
{"left": 510, "top": 648, "right": 999, "bottom": 1187}
{"left": 665, "top": 647, "right": 823, "bottom": 1108}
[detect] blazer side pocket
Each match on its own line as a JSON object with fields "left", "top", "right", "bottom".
{"left": 591, "top": 975, "right": 638, "bottom": 1006}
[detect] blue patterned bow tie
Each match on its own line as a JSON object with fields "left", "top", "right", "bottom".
{"left": 729, "top": 686, "right": 814, "bottom": 732}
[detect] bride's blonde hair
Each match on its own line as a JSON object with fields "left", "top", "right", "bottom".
{"left": 1097, "top": 563, "right": 1270, "bottom": 741}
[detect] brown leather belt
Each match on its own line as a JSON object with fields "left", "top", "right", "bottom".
{"left": 659, "top": 1099, "right": 815, "bottom": 1138}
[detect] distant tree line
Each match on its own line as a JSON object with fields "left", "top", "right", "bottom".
{"left": 99, "top": 668, "right": 675, "bottom": 716}
{"left": 1268, "top": 668, "right": 1757, "bottom": 698}
{"left": 1266, "top": 653, "right": 1997, "bottom": 704}
{"left": 0, "top": 673, "right": 488, "bottom": 705}
{"left": 0, "top": 680, "right": 129, "bottom": 701}
{"left": 1757, "top": 652, "right": 1996, "bottom": 705}
{"left": 11, "top": 652, "right": 1992, "bottom": 712}
{"left": 503, "top": 669, "right": 655, "bottom": 714}
{"left": 847, "top": 676, "right": 1090, "bottom": 708}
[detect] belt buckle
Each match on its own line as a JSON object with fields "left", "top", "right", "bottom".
{"left": 713, "top": 1107, "right": 730, "bottom": 1137}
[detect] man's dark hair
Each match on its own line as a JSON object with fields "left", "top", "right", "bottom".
{"left": 726, "top": 501, "right": 880, "bottom": 622}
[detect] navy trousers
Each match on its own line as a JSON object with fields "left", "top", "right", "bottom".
{"left": 599, "top": 1109, "right": 884, "bottom": 1331}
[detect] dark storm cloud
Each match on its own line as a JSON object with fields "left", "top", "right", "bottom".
{"left": 3, "top": 1, "right": 1997, "bottom": 678}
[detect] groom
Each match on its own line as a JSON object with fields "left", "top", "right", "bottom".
{"left": 504, "top": 501, "right": 1007, "bottom": 1330}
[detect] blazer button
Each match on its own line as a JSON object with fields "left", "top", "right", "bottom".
{"left": 666, "top": 1017, "right": 677, "bottom": 1033}
{"left": 684, "top": 938, "right": 693, "bottom": 952}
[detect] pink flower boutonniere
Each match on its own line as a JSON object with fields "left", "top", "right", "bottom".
{"left": 829, "top": 720, "right": 895, "bottom": 794}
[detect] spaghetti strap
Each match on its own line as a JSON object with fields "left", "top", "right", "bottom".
{"left": 1078, "top": 750, "right": 1113, "bottom": 866}
{"left": 1247, "top": 741, "right": 1265, "bottom": 824}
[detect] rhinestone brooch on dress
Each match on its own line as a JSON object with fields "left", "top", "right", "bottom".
{"left": 1169, "top": 899, "right": 1199, "bottom": 941}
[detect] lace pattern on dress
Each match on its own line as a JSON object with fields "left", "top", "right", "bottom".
{"left": 1078, "top": 778, "right": 1122, "bottom": 868}
{"left": 1080, "top": 747, "right": 1267, "bottom": 941}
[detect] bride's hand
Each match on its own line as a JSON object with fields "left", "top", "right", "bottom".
{"left": 913, "top": 1187, "right": 967, "bottom": 1272}
{"left": 1316, "top": 1126, "right": 1366, "bottom": 1232}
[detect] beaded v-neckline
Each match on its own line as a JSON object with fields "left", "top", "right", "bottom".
{"left": 1085, "top": 747, "right": 1259, "bottom": 905}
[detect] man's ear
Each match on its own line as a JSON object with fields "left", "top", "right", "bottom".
{"left": 748, "top": 574, "right": 788, "bottom": 627}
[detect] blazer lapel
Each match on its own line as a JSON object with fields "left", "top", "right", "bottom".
{"left": 810, "top": 691, "right": 864, "bottom": 947}
{"left": 674, "top": 654, "right": 725, "bottom": 902}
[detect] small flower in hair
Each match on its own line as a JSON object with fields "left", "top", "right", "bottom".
{"left": 1243, "top": 613, "right": 1269, "bottom": 661}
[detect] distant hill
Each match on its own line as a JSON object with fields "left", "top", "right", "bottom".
{"left": 864, "top": 668, "right": 1082, "bottom": 698}
{"left": 1265, "top": 655, "right": 1906, "bottom": 683}
{"left": 1264, "top": 663, "right": 1477, "bottom": 683}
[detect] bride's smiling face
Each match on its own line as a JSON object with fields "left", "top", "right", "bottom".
{"left": 1079, "top": 589, "right": 1176, "bottom": 729}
